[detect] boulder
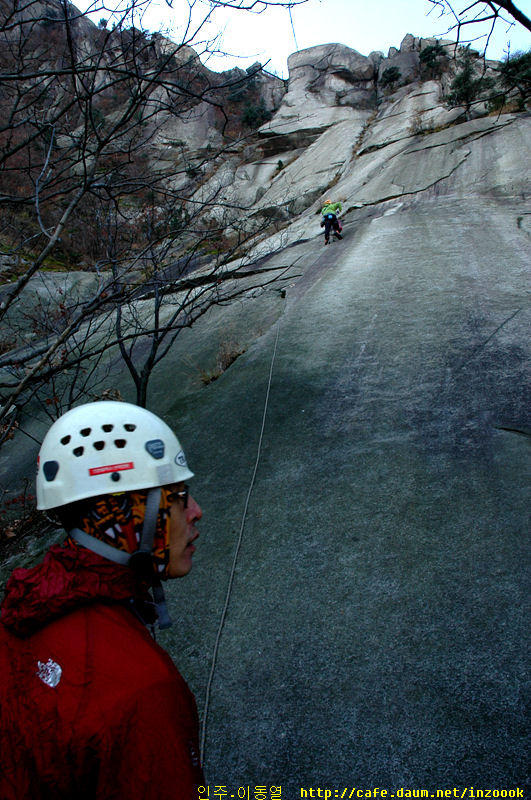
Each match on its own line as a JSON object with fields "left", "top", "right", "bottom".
{"left": 258, "top": 43, "right": 377, "bottom": 142}
{"left": 378, "top": 33, "right": 421, "bottom": 85}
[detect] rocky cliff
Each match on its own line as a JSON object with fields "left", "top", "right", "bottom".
{"left": 1, "top": 12, "right": 529, "bottom": 794}
{"left": 187, "top": 35, "right": 526, "bottom": 242}
{"left": 152, "top": 39, "right": 530, "bottom": 790}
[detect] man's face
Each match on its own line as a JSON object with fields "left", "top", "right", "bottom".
{"left": 167, "top": 483, "right": 202, "bottom": 578}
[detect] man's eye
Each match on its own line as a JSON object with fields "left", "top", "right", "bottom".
{"left": 168, "top": 484, "right": 189, "bottom": 507}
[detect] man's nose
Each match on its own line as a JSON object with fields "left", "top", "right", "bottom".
{"left": 187, "top": 495, "right": 202, "bottom": 522}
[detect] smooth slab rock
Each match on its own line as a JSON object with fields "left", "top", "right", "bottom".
{"left": 343, "top": 136, "right": 470, "bottom": 206}
{"left": 2, "top": 32, "right": 530, "bottom": 792}
{"left": 245, "top": 114, "right": 529, "bottom": 255}
{"left": 160, "top": 194, "right": 529, "bottom": 793}
{"left": 198, "top": 110, "right": 370, "bottom": 228}
{"left": 191, "top": 156, "right": 243, "bottom": 218}
{"left": 178, "top": 39, "right": 526, "bottom": 244}
{"left": 153, "top": 99, "right": 223, "bottom": 151}
{"left": 1, "top": 270, "right": 102, "bottom": 322}
{"left": 360, "top": 81, "right": 463, "bottom": 153}
{"left": 334, "top": 115, "right": 524, "bottom": 209}
{"left": 254, "top": 117, "right": 367, "bottom": 214}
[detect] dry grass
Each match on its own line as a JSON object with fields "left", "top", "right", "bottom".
{"left": 199, "top": 339, "right": 246, "bottom": 385}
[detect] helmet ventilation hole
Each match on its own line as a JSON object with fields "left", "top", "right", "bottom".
{"left": 73, "top": 446, "right": 84, "bottom": 457}
{"left": 124, "top": 423, "right": 136, "bottom": 432}
{"left": 43, "top": 461, "right": 59, "bottom": 481}
{"left": 102, "top": 424, "right": 113, "bottom": 432}
{"left": 60, "top": 435, "right": 71, "bottom": 445}
{"left": 114, "top": 439, "right": 126, "bottom": 448}
{"left": 80, "top": 428, "right": 91, "bottom": 437}
{"left": 93, "top": 441, "right": 105, "bottom": 451}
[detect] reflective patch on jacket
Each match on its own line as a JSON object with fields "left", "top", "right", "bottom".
{"left": 36, "top": 658, "right": 62, "bottom": 688}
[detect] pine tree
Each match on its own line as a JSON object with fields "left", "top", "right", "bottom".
{"left": 447, "top": 47, "right": 495, "bottom": 118}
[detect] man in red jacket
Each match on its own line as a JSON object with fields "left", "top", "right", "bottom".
{"left": 0, "top": 401, "right": 205, "bottom": 799}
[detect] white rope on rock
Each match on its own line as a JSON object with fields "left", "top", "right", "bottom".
{"left": 200, "top": 316, "right": 282, "bottom": 760}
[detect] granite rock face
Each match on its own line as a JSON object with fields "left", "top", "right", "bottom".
{"left": 1, "top": 28, "right": 529, "bottom": 795}
{"left": 3, "top": 35, "right": 528, "bottom": 355}
{"left": 188, "top": 36, "right": 528, "bottom": 250}
{"left": 159, "top": 44, "right": 529, "bottom": 789}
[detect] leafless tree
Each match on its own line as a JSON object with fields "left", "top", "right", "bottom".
{"left": 427, "top": 1, "right": 531, "bottom": 53}
{"left": 0, "top": 0, "right": 305, "bottom": 444}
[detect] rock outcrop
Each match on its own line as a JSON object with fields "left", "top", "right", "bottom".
{"left": 1, "top": 20, "right": 529, "bottom": 795}
{"left": 186, "top": 35, "right": 527, "bottom": 249}
{"left": 2, "top": 30, "right": 528, "bottom": 359}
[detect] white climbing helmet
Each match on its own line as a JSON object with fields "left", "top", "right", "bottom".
{"left": 36, "top": 401, "right": 193, "bottom": 510}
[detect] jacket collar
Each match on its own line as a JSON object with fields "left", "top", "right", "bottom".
{"left": 1, "top": 542, "right": 152, "bottom": 636}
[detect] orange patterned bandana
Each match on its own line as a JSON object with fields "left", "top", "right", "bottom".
{"left": 67, "top": 488, "right": 174, "bottom": 576}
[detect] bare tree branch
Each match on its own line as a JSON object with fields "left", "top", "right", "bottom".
{"left": 0, "top": 0, "right": 307, "bottom": 438}
{"left": 427, "top": 0, "right": 531, "bottom": 50}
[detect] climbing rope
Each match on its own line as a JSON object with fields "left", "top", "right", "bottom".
{"left": 288, "top": 5, "right": 299, "bottom": 52}
{"left": 200, "top": 317, "right": 282, "bottom": 760}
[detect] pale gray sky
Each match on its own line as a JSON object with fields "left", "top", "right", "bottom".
{"left": 88, "top": 0, "right": 531, "bottom": 75}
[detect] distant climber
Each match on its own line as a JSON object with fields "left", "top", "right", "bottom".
{"left": 320, "top": 198, "right": 343, "bottom": 245}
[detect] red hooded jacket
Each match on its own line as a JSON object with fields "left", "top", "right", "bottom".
{"left": 0, "top": 543, "right": 204, "bottom": 800}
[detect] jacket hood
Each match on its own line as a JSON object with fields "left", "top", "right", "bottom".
{"left": 1, "top": 542, "right": 146, "bottom": 637}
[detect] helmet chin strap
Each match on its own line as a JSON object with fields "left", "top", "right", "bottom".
{"left": 69, "top": 486, "right": 172, "bottom": 630}
{"left": 134, "top": 487, "right": 172, "bottom": 630}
